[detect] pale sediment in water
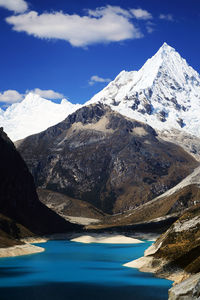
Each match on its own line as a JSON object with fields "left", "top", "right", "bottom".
{"left": 71, "top": 234, "right": 144, "bottom": 244}
{"left": 21, "top": 237, "right": 48, "bottom": 244}
{"left": 0, "top": 244, "right": 45, "bottom": 258}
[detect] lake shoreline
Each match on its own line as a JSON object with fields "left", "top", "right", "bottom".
{"left": 0, "top": 236, "right": 48, "bottom": 258}
{"left": 0, "top": 239, "right": 171, "bottom": 300}
{"left": 0, "top": 231, "right": 157, "bottom": 258}
{"left": 70, "top": 233, "right": 144, "bottom": 244}
{"left": 0, "top": 243, "right": 45, "bottom": 258}
{"left": 123, "top": 242, "right": 193, "bottom": 300}
{"left": 124, "top": 254, "right": 188, "bottom": 284}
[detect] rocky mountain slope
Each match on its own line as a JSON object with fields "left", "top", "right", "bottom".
{"left": 0, "top": 127, "right": 80, "bottom": 247}
{"left": 86, "top": 166, "right": 200, "bottom": 231}
{"left": 17, "top": 104, "right": 198, "bottom": 215}
{"left": 158, "top": 129, "right": 200, "bottom": 162}
{"left": 87, "top": 43, "right": 200, "bottom": 138}
{"left": 124, "top": 205, "right": 200, "bottom": 299}
{"left": 37, "top": 188, "right": 105, "bottom": 225}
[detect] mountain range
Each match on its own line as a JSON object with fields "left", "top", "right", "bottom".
{"left": 17, "top": 103, "right": 198, "bottom": 216}
{"left": 87, "top": 43, "right": 200, "bottom": 137}
{"left": 0, "top": 94, "right": 81, "bottom": 141}
{"left": 1, "top": 43, "right": 200, "bottom": 299}
{"left": 1, "top": 43, "right": 200, "bottom": 142}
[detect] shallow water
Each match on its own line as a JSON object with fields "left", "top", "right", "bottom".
{"left": 0, "top": 240, "right": 172, "bottom": 300}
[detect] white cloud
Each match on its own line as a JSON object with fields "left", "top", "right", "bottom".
{"left": 131, "top": 8, "right": 152, "bottom": 20}
{"left": 146, "top": 21, "right": 155, "bottom": 33}
{"left": 159, "top": 14, "right": 174, "bottom": 21}
{"left": 87, "top": 6, "right": 131, "bottom": 18}
{"left": 89, "top": 75, "right": 111, "bottom": 86}
{"left": 146, "top": 26, "right": 154, "bottom": 33}
{"left": 0, "top": 0, "right": 28, "bottom": 13}
{"left": 0, "top": 88, "right": 64, "bottom": 104}
{"left": 6, "top": 5, "right": 145, "bottom": 47}
{"left": 0, "top": 90, "right": 24, "bottom": 103}
{"left": 29, "top": 88, "right": 64, "bottom": 99}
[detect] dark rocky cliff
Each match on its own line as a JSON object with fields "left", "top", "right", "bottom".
{"left": 17, "top": 104, "right": 198, "bottom": 215}
{"left": 0, "top": 127, "right": 80, "bottom": 245}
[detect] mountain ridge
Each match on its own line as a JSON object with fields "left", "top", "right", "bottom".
{"left": 17, "top": 103, "right": 198, "bottom": 215}
{"left": 0, "top": 127, "right": 81, "bottom": 247}
{"left": 1, "top": 43, "right": 200, "bottom": 141}
{"left": 87, "top": 43, "right": 200, "bottom": 137}
{"left": 0, "top": 93, "right": 81, "bottom": 141}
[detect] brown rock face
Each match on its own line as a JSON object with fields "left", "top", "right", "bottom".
{"left": 154, "top": 205, "right": 200, "bottom": 274}
{"left": 141, "top": 205, "right": 200, "bottom": 285}
{"left": 37, "top": 188, "right": 105, "bottom": 220}
{"left": 17, "top": 104, "right": 198, "bottom": 214}
{"left": 0, "top": 127, "right": 80, "bottom": 241}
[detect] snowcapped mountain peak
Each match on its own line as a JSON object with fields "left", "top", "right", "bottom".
{"left": 153, "top": 43, "right": 181, "bottom": 64}
{"left": 1, "top": 93, "right": 82, "bottom": 141}
{"left": 1, "top": 43, "right": 200, "bottom": 141}
{"left": 136, "top": 43, "right": 188, "bottom": 89}
{"left": 23, "top": 92, "right": 41, "bottom": 101}
{"left": 86, "top": 43, "right": 200, "bottom": 137}
{"left": 158, "top": 42, "right": 175, "bottom": 54}
{"left": 21, "top": 92, "right": 46, "bottom": 105}
{"left": 150, "top": 43, "right": 176, "bottom": 65}
{"left": 60, "top": 98, "right": 74, "bottom": 106}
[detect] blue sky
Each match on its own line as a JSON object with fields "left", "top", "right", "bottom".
{"left": 0, "top": 0, "right": 200, "bottom": 107}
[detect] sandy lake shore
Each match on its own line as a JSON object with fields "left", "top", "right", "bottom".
{"left": 123, "top": 244, "right": 188, "bottom": 285}
{"left": 0, "top": 232, "right": 153, "bottom": 258}
{"left": 71, "top": 234, "right": 144, "bottom": 244}
{"left": 0, "top": 244, "right": 45, "bottom": 258}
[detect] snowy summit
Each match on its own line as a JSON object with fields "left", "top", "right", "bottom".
{"left": 87, "top": 43, "right": 200, "bottom": 137}
{"left": 1, "top": 43, "right": 200, "bottom": 141}
{"left": 0, "top": 93, "right": 81, "bottom": 141}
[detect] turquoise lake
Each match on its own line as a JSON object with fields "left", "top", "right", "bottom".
{"left": 0, "top": 240, "right": 172, "bottom": 300}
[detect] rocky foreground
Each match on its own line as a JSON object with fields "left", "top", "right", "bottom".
{"left": 124, "top": 205, "right": 200, "bottom": 299}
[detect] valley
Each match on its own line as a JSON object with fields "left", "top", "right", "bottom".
{"left": 1, "top": 43, "right": 200, "bottom": 300}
